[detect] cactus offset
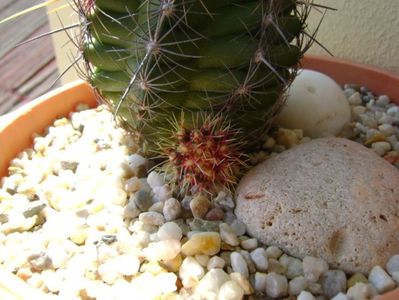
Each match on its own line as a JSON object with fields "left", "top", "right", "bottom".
{"left": 76, "top": 0, "right": 315, "bottom": 194}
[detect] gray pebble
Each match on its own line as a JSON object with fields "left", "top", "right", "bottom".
{"left": 134, "top": 189, "right": 153, "bottom": 211}
{"left": 163, "top": 198, "right": 181, "bottom": 221}
{"left": 189, "top": 218, "right": 221, "bottom": 232}
{"left": 376, "top": 95, "right": 390, "bottom": 107}
{"left": 101, "top": 234, "right": 117, "bottom": 244}
{"left": 123, "top": 200, "right": 140, "bottom": 219}
{"left": 321, "top": 270, "right": 347, "bottom": 299}
{"left": 27, "top": 252, "right": 53, "bottom": 272}
{"left": 387, "top": 255, "right": 399, "bottom": 276}
{"left": 23, "top": 201, "right": 46, "bottom": 218}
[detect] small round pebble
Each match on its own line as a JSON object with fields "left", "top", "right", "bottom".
{"left": 218, "top": 280, "right": 244, "bottom": 300}
{"left": 250, "top": 248, "right": 268, "bottom": 272}
{"left": 139, "top": 212, "right": 165, "bottom": 226}
{"left": 207, "top": 256, "right": 226, "bottom": 270}
{"left": 321, "top": 270, "right": 347, "bottom": 299}
{"left": 157, "top": 222, "right": 183, "bottom": 241}
{"left": 230, "top": 219, "right": 246, "bottom": 236}
{"left": 289, "top": 276, "right": 308, "bottom": 296}
{"left": 219, "top": 223, "right": 240, "bottom": 246}
{"left": 163, "top": 198, "right": 181, "bottom": 221}
{"left": 265, "top": 272, "right": 288, "bottom": 298}
{"left": 133, "top": 189, "right": 153, "bottom": 211}
{"left": 368, "top": 265, "right": 396, "bottom": 293}
{"left": 240, "top": 238, "right": 258, "bottom": 251}
{"left": 303, "top": 256, "right": 329, "bottom": 282}
{"left": 231, "top": 252, "right": 249, "bottom": 278}
{"left": 147, "top": 171, "right": 165, "bottom": 189}
{"left": 297, "top": 290, "right": 316, "bottom": 300}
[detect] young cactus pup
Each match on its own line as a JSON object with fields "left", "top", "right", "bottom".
{"left": 79, "top": 0, "right": 316, "bottom": 194}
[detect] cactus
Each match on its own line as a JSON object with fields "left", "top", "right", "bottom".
{"left": 0, "top": 0, "right": 317, "bottom": 194}
{"left": 76, "top": 0, "right": 316, "bottom": 194}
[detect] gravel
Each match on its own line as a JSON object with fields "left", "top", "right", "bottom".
{"left": 0, "top": 82, "right": 399, "bottom": 299}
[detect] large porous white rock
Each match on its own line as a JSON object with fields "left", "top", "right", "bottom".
{"left": 275, "top": 69, "right": 351, "bottom": 138}
{"left": 235, "top": 137, "right": 399, "bottom": 273}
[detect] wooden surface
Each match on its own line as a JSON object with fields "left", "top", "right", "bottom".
{"left": 0, "top": 0, "right": 60, "bottom": 115}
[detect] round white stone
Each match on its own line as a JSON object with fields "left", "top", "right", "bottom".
{"left": 218, "top": 280, "right": 244, "bottom": 300}
{"left": 207, "top": 256, "right": 226, "bottom": 270}
{"left": 275, "top": 69, "right": 351, "bottom": 138}
{"left": 289, "top": 276, "right": 308, "bottom": 296}
{"left": 254, "top": 272, "right": 267, "bottom": 292}
{"left": 147, "top": 171, "right": 165, "bottom": 189}
{"left": 297, "top": 290, "right": 316, "bottom": 300}
{"left": 230, "top": 252, "right": 249, "bottom": 278}
{"left": 179, "top": 257, "right": 205, "bottom": 285}
{"left": 265, "top": 272, "right": 288, "bottom": 298}
{"left": 219, "top": 223, "right": 240, "bottom": 246}
{"left": 387, "top": 255, "right": 399, "bottom": 276}
{"left": 368, "top": 265, "right": 396, "bottom": 293}
{"left": 303, "top": 256, "right": 329, "bottom": 282}
{"left": 250, "top": 248, "right": 268, "bottom": 272}
{"left": 196, "top": 269, "right": 230, "bottom": 295}
{"left": 157, "top": 222, "right": 183, "bottom": 241}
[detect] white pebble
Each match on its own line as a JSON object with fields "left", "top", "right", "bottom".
{"left": 114, "top": 254, "right": 140, "bottom": 276}
{"left": 297, "top": 290, "right": 315, "bottom": 300}
{"left": 347, "top": 282, "right": 376, "bottom": 300}
{"left": 163, "top": 198, "right": 181, "bottom": 221}
{"left": 289, "top": 276, "right": 308, "bottom": 296}
{"left": 207, "top": 256, "right": 226, "bottom": 270}
{"left": 139, "top": 212, "right": 165, "bottom": 226}
{"left": 230, "top": 219, "right": 246, "bottom": 236}
{"left": 195, "top": 255, "right": 210, "bottom": 267}
{"left": 254, "top": 272, "right": 267, "bottom": 292}
{"left": 285, "top": 256, "right": 304, "bottom": 279}
{"left": 376, "top": 95, "right": 390, "bottom": 106}
{"left": 265, "top": 272, "right": 288, "bottom": 298}
{"left": 153, "top": 184, "right": 172, "bottom": 202}
{"left": 368, "top": 265, "right": 396, "bottom": 293}
{"left": 386, "top": 254, "right": 399, "bottom": 276}
{"left": 147, "top": 171, "right": 165, "bottom": 189}
{"left": 240, "top": 238, "right": 258, "bottom": 251}
{"left": 371, "top": 141, "right": 391, "bottom": 156}
{"left": 230, "top": 252, "right": 249, "bottom": 278}
{"left": 348, "top": 92, "right": 362, "bottom": 105}
{"left": 331, "top": 292, "right": 349, "bottom": 300}
{"left": 157, "top": 222, "right": 183, "bottom": 241}
{"left": 123, "top": 201, "right": 140, "bottom": 219}
{"left": 179, "top": 257, "right": 205, "bottom": 287}
{"left": 219, "top": 223, "right": 240, "bottom": 246}
{"left": 124, "top": 176, "right": 142, "bottom": 193}
{"left": 196, "top": 269, "right": 230, "bottom": 295}
{"left": 98, "top": 260, "right": 123, "bottom": 285}
{"left": 387, "top": 106, "right": 399, "bottom": 116}
{"left": 303, "top": 256, "right": 329, "bottom": 282}
{"left": 266, "top": 246, "right": 283, "bottom": 259}
{"left": 218, "top": 280, "right": 244, "bottom": 300}
{"left": 352, "top": 105, "right": 366, "bottom": 116}
{"left": 144, "top": 239, "right": 181, "bottom": 261}
{"left": 154, "top": 272, "right": 178, "bottom": 294}
{"left": 250, "top": 248, "right": 268, "bottom": 272}
{"left": 378, "top": 124, "right": 395, "bottom": 136}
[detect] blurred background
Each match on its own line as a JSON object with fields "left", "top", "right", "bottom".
{"left": 0, "top": 0, "right": 398, "bottom": 115}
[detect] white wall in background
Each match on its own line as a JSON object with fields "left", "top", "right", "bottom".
{"left": 307, "top": 0, "right": 399, "bottom": 73}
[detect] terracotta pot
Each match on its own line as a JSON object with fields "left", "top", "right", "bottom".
{"left": 0, "top": 56, "right": 398, "bottom": 299}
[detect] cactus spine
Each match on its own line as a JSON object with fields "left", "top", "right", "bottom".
{"left": 79, "top": 0, "right": 314, "bottom": 194}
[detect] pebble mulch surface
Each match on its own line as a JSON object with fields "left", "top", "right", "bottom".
{"left": 0, "top": 86, "right": 398, "bottom": 300}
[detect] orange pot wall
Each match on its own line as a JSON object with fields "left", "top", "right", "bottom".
{"left": 0, "top": 57, "right": 398, "bottom": 299}
{"left": 0, "top": 81, "right": 96, "bottom": 178}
